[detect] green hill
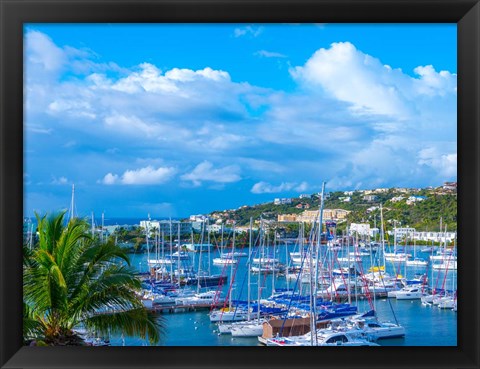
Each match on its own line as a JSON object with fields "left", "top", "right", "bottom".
{"left": 208, "top": 187, "right": 457, "bottom": 234}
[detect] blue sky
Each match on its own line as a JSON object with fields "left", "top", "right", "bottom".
{"left": 24, "top": 24, "right": 457, "bottom": 218}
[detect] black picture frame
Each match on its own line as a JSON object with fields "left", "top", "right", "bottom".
{"left": 1, "top": 0, "right": 478, "bottom": 368}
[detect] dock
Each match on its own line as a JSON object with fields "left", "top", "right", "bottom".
{"left": 148, "top": 302, "right": 226, "bottom": 314}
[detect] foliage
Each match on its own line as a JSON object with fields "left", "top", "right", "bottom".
{"left": 209, "top": 189, "right": 457, "bottom": 234}
{"left": 23, "top": 211, "right": 164, "bottom": 345}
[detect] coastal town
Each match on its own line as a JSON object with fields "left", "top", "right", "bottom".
{"left": 23, "top": 181, "right": 457, "bottom": 346}
{"left": 21, "top": 24, "right": 458, "bottom": 348}
{"left": 91, "top": 181, "right": 457, "bottom": 251}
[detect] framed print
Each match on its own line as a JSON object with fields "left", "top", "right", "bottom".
{"left": 1, "top": 0, "right": 479, "bottom": 368}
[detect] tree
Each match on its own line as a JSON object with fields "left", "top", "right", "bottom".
{"left": 23, "top": 211, "right": 164, "bottom": 345}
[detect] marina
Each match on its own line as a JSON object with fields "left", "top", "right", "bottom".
{"left": 113, "top": 214, "right": 457, "bottom": 346}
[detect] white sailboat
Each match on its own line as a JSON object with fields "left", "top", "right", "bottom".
{"left": 406, "top": 237, "right": 427, "bottom": 266}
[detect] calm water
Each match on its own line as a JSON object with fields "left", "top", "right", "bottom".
{"left": 113, "top": 242, "right": 457, "bottom": 346}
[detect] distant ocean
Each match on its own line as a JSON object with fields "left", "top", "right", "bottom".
{"left": 24, "top": 216, "right": 180, "bottom": 227}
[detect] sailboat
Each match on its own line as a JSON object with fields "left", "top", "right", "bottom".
{"left": 213, "top": 224, "right": 239, "bottom": 265}
{"left": 229, "top": 219, "right": 268, "bottom": 337}
{"left": 406, "top": 235, "right": 428, "bottom": 266}
{"left": 210, "top": 223, "right": 249, "bottom": 323}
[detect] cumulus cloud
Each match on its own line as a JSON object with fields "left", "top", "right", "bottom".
{"left": 101, "top": 166, "right": 176, "bottom": 185}
{"left": 291, "top": 42, "right": 456, "bottom": 117}
{"left": 180, "top": 161, "right": 241, "bottom": 186}
{"left": 102, "top": 173, "right": 119, "bottom": 185}
{"left": 25, "top": 30, "right": 457, "bottom": 198}
{"left": 413, "top": 65, "right": 457, "bottom": 96}
{"left": 251, "top": 181, "right": 309, "bottom": 194}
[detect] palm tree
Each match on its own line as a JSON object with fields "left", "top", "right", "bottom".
{"left": 23, "top": 211, "right": 164, "bottom": 345}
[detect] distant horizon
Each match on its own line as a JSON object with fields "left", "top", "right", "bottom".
{"left": 24, "top": 180, "right": 455, "bottom": 219}
{"left": 24, "top": 24, "right": 457, "bottom": 218}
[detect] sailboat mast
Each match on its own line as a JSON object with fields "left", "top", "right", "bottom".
{"left": 229, "top": 222, "right": 235, "bottom": 309}
{"left": 221, "top": 223, "right": 224, "bottom": 257}
{"left": 248, "top": 217, "right": 252, "bottom": 321}
{"left": 313, "top": 182, "right": 326, "bottom": 346}
{"left": 91, "top": 212, "right": 95, "bottom": 238}
{"left": 257, "top": 219, "right": 262, "bottom": 322}
{"left": 169, "top": 218, "right": 173, "bottom": 281}
{"left": 161, "top": 231, "right": 165, "bottom": 265}
{"left": 69, "top": 184, "right": 75, "bottom": 221}
{"left": 146, "top": 215, "right": 150, "bottom": 273}
{"left": 393, "top": 220, "right": 397, "bottom": 254}
{"left": 197, "top": 221, "right": 204, "bottom": 292}
{"left": 101, "top": 212, "right": 104, "bottom": 243}
{"left": 347, "top": 227, "right": 351, "bottom": 305}
{"left": 178, "top": 222, "right": 181, "bottom": 288}
{"left": 380, "top": 204, "right": 386, "bottom": 268}
{"left": 272, "top": 229, "right": 276, "bottom": 294}
{"left": 207, "top": 218, "right": 211, "bottom": 276}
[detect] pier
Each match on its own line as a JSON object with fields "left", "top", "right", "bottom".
{"left": 148, "top": 302, "right": 226, "bottom": 314}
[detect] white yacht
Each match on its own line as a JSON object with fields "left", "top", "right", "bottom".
{"left": 175, "top": 290, "right": 224, "bottom": 306}
{"left": 209, "top": 308, "right": 249, "bottom": 322}
{"left": 395, "top": 286, "right": 423, "bottom": 300}
{"left": 266, "top": 331, "right": 379, "bottom": 346}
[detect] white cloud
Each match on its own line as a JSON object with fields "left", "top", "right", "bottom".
{"left": 251, "top": 181, "right": 309, "bottom": 194}
{"left": 291, "top": 42, "right": 457, "bottom": 117}
{"left": 48, "top": 99, "right": 96, "bottom": 119}
{"left": 255, "top": 50, "right": 287, "bottom": 58}
{"left": 181, "top": 161, "right": 241, "bottom": 186}
{"left": 108, "top": 64, "right": 231, "bottom": 95}
{"left": 165, "top": 67, "right": 230, "bottom": 82}
{"left": 101, "top": 166, "right": 176, "bottom": 185}
{"left": 25, "top": 31, "right": 66, "bottom": 75}
{"left": 413, "top": 65, "right": 457, "bottom": 96}
{"left": 234, "top": 26, "right": 263, "bottom": 38}
{"left": 24, "top": 31, "right": 457, "bottom": 194}
{"left": 51, "top": 176, "right": 69, "bottom": 185}
{"left": 418, "top": 147, "right": 457, "bottom": 178}
{"left": 102, "top": 173, "right": 119, "bottom": 185}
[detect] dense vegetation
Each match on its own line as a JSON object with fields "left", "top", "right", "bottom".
{"left": 111, "top": 187, "right": 456, "bottom": 250}
{"left": 210, "top": 188, "right": 457, "bottom": 233}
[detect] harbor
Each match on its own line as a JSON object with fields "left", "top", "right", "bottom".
{"left": 109, "top": 212, "right": 457, "bottom": 346}
{"left": 22, "top": 186, "right": 458, "bottom": 347}
{"left": 21, "top": 23, "right": 458, "bottom": 350}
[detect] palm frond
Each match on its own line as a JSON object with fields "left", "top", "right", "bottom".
{"left": 23, "top": 302, "right": 45, "bottom": 341}
{"left": 83, "top": 308, "right": 165, "bottom": 345}
{"left": 24, "top": 212, "right": 165, "bottom": 345}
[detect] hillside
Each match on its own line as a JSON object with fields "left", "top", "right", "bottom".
{"left": 208, "top": 186, "right": 457, "bottom": 233}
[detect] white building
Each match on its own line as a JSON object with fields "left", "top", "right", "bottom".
{"left": 140, "top": 220, "right": 192, "bottom": 235}
{"left": 390, "top": 196, "right": 405, "bottom": 203}
{"left": 189, "top": 214, "right": 209, "bottom": 222}
{"left": 299, "top": 194, "right": 311, "bottom": 199}
{"left": 274, "top": 198, "right": 292, "bottom": 205}
{"left": 392, "top": 227, "right": 416, "bottom": 239}
{"left": 406, "top": 196, "right": 426, "bottom": 205}
{"left": 412, "top": 231, "right": 457, "bottom": 243}
{"left": 349, "top": 223, "right": 371, "bottom": 237}
{"left": 390, "top": 228, "right": 457, "bottom": 243}
{"left": 349, "top": 223, "right": 380, "bottom": 238}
